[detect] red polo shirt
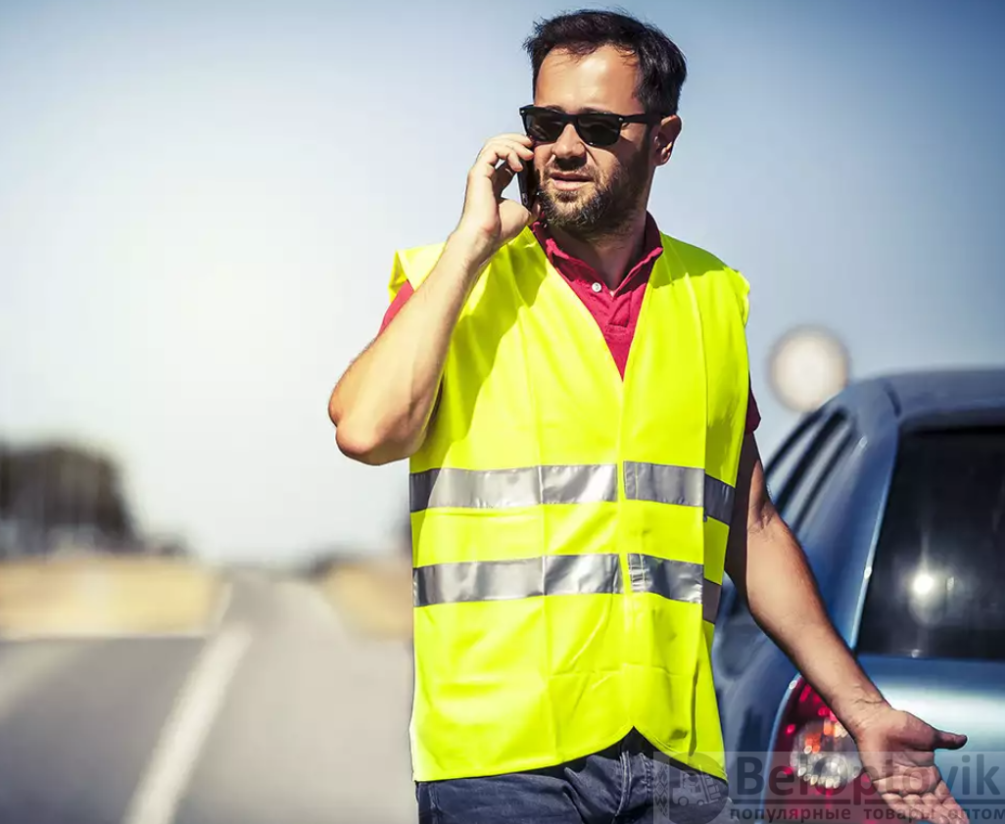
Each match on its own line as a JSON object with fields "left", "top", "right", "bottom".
{"left": 380, "top": 215, "right": 760, "bottom": 433}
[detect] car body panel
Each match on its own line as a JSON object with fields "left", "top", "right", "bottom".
{"left": 712, "top": 368, "right": 1005, "bottom": 810}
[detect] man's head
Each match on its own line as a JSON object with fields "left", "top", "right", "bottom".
{"left": 522, "top": 10, "right": 686, "bottom": 241}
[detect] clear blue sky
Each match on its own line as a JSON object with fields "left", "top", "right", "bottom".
{"left": 1, "top": 0, "right": 1002, "bottom": 562}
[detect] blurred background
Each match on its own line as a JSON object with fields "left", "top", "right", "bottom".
{"left": 1, "top": 0, "right": 1002, "bottom": 822}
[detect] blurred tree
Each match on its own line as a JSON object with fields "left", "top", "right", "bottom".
{"left": 0, "top": 440, "right": 135, "bottom": 555}
{"left": 148, "top": 535, "right": 190, "bottom": 557}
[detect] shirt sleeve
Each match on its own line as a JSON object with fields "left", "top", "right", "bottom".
{"left": 378, "top": 281, "right": 415, "bottom": 335}
{"left": 746, "top": 385, "right": 761, "bottom": 434}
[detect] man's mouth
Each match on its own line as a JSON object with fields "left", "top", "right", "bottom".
{"left": 549, "top": 172, "right": 592, "bottom": 191}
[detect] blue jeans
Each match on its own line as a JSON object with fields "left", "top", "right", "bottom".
{"left": 415, "top": 728, "right": 732, "bottom": 824}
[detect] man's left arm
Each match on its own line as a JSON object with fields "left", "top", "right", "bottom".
{"left": 725, "top": 433, "right": 969, "bottom": 824}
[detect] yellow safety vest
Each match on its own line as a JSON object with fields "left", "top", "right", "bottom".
{"left": 387, "top": 226, "right": 750, "bottom": 783}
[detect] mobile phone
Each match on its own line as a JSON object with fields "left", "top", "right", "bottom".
{"left": 517, "top": 160, "right": 537, "bottom": 212}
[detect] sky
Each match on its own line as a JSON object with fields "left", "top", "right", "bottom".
{"left": 1, "top": 0, "right": 1003, "bottom": 564}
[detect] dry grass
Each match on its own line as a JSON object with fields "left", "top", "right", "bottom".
{"left": 0, "top": 555, "right": 223, "bottom": 639}
{"left": 316, "top": 558, "right": 412, "bottom": 641}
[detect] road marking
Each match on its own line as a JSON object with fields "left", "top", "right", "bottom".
{"left": 121, "top": 623, "right": 253, "bottom": 824}
{"left": 206, "top": 581, "right": 234, "bottom": 634}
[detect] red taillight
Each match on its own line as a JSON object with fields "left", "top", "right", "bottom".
{"left": 763, "top": 677, "right": 879, "bottom": 823}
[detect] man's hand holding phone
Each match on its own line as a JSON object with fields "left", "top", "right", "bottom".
{"left": 453, "top": 133, "right": 538, "bottom": 266}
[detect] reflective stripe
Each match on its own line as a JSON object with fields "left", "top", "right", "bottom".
{"left": 628, "top": 554, "right": 723, "bottom": 623}
{"left": 703, "top": 476, "right": 735, "bottom": 526}
{"left": 414, "top": 553, "right": 623, "bottom": 606}
{"left": 410, "top": 464, "right": 618, "bottom": 512}
{"left": 412, "top": 463, "right": 734, "bottom": 522}
{"left": 623, "top": 462, "right": 735, "bottom": 525}
{"left": 628, "top": 554, "right": 704, "bottom": 603}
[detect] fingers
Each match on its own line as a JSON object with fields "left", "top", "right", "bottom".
{"left": 880, "top": 794, "right": 922, "bottom": 820}
{"left": 472, "top": 135, "right": 534, "bottom": 179}
{"left": 920, "top": 794, "right": 948, "bottom": 824}
{"left": 878, "top": 780, "right": 970, "bottom": 824}
{"left": 941, "top": 797, "right": 970, "bottom": 824}
{"left": 497, "top": 198, "right": 532, "bottom": 243}
{"left": 934, "top": 781, "right": 970, "bottom": 824}
{"left": 496, "top": 144, "right": 531, "bottom": 177}
{"left": 935, "top": 729, "right": 968, "bottom": 749}
{"left": 492, "top": 165, "right": 516, "bottom": 201}
{"left": 469, "top": 135, "right": 535, "bottom": 205}
{"left": 488, "top": 132, "right": 534, "bottom": 151}
{"left": 888, "top": 795, "right": 968, "bottom": 824}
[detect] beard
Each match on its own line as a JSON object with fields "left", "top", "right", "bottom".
{"left": 538, "top": 144, "right": 651, "bottom": 241}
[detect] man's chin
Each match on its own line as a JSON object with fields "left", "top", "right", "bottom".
{"left": 544, "top": 190, "right": 589, "bottom": 214}
{"left": 540, "top": 192, "right": 604, "bottom": 230}
{"left": 547, "top": 183, "right": 591, "bottom": 201}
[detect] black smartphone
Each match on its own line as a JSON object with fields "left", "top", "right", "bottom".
{"left": 517, "top": 160, "right": 537, "bottom": 212}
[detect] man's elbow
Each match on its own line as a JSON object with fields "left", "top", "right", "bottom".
{"left": 328, "top": 382, "right": 426, "bottom": 465}
{"left": 327, "top": 389, "right": 343, "bottom": 430}
{"left": 334, "top": 419, "right": 384, "bottom": 465}
{"left": 334, "top": 416, "right": 414, "bottom": 466}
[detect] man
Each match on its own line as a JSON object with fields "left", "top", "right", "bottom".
{"left": 329, "top": 10, "right": 968, "bottom": 824}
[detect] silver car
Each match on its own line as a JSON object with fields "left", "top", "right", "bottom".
{"left": 712, "top": 368, "right": 1005, "bottom": 822}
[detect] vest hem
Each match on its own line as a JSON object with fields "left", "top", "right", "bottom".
{"left": 411, "top": 723, "right": 636, "bottom": 783}
{"left": 632, "top": 726, "right": 729, "bottom": 783}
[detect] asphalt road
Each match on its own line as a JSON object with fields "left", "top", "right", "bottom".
{"left": 0, "top": 570, "right": 416, "bottom": 824}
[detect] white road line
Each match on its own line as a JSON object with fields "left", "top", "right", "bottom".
{"left": 121, "top": 623, "right": 253, "bottom": 824}
{"left": 206, "top": 580, "right": 234, "bottom": 634}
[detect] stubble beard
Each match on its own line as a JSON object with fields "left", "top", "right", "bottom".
{"left": 538, "top": 145, "right": 651, "bottom": 242}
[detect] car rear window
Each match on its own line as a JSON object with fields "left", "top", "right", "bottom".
{"left": 857, "top": 428, "right": 1005, "bottom": 661}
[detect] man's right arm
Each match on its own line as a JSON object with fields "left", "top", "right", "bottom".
{"left": 328, "top": 132, "right": 536, "bottom": 466}
{"left": 327, "top": 235, "right": 489, "bottom": 465}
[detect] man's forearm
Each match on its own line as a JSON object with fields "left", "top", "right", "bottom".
{"left": 744, "top": 510, "right": 890, "bottom": 735}
{"left": 329, "top": 230, "right": 487, "bottom": 465}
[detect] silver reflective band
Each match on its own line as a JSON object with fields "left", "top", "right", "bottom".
{"left": 628, "top": 554, "right": 703, "bottom": 603}
{"left": 410, "top": 465, "right": 618, "bottom": 513}
{"left": 414, "top": 554, "right": 623, "bottom": 606}
{"left": 628, "top": 554, "right": 723, "bottom": 623}
{"left": 415, "top": 554, "right": 721, "bottom": 621}
{"left": 623, "top": 462, "right": 735, "bottom": 525}
{"left": 703, "top": 477, "right": 735, "bottom": 526}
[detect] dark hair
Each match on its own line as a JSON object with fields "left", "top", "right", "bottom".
{"left": 523, "top": 9, "right": 687, "bottom": 116}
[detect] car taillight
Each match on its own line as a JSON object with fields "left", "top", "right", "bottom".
{"left": 763, "top": 677, "right": 879, "bottom": 822}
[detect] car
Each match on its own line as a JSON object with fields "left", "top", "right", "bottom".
{"left": 712, "top": 368, "right": 1005, "bottom": 822}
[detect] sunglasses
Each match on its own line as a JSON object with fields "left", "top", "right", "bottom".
{"left": 519, "top": 105, "right": 664, "bottom": 148}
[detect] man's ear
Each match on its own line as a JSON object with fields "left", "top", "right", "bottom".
{"left": 654, "top": 114, "right": 682, "bottom": 166}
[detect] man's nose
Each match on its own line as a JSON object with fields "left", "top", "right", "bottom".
{"left": 552, "top": 122, "right": 586, "bottom": 160}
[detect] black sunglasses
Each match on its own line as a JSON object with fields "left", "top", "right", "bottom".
{"left": 519, "top": 105, "right": 664, "bottom": 148}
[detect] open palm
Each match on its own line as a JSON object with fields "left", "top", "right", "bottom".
{"left": 854, "top": 707, "right": 969, "bottom": 824}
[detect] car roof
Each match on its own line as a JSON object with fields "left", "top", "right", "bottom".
{"left": 837, "top": 367, "right": 1005, "bottom": 425}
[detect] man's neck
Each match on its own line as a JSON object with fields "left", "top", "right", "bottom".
{"left": 547, "top": 211, "right": 649, "bottom": 291}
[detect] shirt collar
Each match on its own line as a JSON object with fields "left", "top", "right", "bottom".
{"left": 530, "top": 213, "right": 664, "bottom": 294}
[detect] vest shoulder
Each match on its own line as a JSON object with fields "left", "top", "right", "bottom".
{"left": 660, "top": 234, "right": 737, "bottom": 275}
{"left": 388, "top": 230, "right": 541, "bottom": 302}
{"left": 660, "top": 234, "right": 751, "bottom": 325}
{"left": 387, "top": 241, "right": 446, "bottom": 301}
